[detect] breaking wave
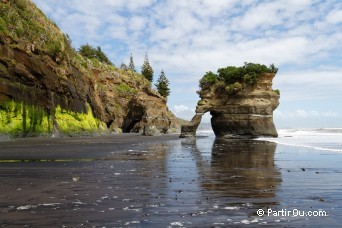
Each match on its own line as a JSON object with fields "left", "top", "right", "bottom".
{"left": 258, "top": 128, "right": 342, "bottom": 152}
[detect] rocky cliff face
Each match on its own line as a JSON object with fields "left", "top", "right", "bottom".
{"left": 0, "top": 1, "right": 180, "bottom": 137}
{"left": 0, "top": 35, "right": 180, "bottom": 137}
{"left": 181, "top": 73, "right": 279, "bottom": 138}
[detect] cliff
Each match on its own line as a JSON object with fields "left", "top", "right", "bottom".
{"left": 0, "top": 0, "right": 180, "bottom": 138}
{"left": 181, "top": 64, "right": 280, "bottom": 138}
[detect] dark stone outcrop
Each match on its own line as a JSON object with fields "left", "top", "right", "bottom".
{"left": 181, "top": 73, "right": 279, "bottom": 138}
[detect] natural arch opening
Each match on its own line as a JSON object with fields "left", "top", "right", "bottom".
{"left": 196, "top": 112, "right": 214, "bottom": 136}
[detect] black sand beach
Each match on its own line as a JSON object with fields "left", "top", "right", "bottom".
{"left": 0, "top": 134, "right": 341, "bottom": 227}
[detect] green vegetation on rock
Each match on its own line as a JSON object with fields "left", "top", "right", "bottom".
{"left": 273, "top": 89, "right": 280, "bottom": 95}
{"left": 0, "top": 0, "right": 74, "bottom": 60}
{"left": 114, "top": 82, "right": 138, "bottom": 97}
{"left": 199, "top": 62, "right": 278, "bottom": 93}
{"left": 199, "top": 71, "right": 218, "bottom": 89}
{"left": 78, "top": 44, "right": 112, "bottom": 65}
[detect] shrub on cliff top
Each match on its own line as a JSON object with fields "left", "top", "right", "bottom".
{"left": 199, "top": 71, "right": 218, "bottom": 90}
{"left": 78, "top": 44, "right": 112, "bottom": 65}
{"left": 199, "top": 62, "right": 278, "bottom": 91}
{"left": 218, "top": 62, "right": 273, "bottom": 85}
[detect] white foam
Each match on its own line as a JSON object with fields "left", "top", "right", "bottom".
{"left": 170, "top": 221, "right": 184, "bottom": 226}
{"left": 224, "top": 206, "right": 239, "bottom": 210}
{"left": 17, "top": 205, "right": 36, "bottom": 210}
{"left": 258, "top": 128, "right": 342, "bottom": 153}
{"left": 196, "top": 130, "right": 215, "bottom": 136}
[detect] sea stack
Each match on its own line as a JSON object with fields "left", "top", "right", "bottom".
{"left": 180, "top": 63, "right": 280, "bottom": 138}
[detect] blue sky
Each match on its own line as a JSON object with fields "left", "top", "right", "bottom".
{"left": 32, "top": 0, "right": 342, "bottom": 128}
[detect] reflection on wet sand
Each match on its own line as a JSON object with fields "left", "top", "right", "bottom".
{"left": 0, "top": 135, "right": 286, "bottom": 226}
{"left": 182, "top": 138, "right": 282, "bottom": 199}
{"left": 1, "top": 135, "right": 341, "bottom": 226}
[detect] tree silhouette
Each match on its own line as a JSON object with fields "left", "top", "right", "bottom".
{"left": 155, "top": 69, "right": 170, "bottom": 99}
{"left": 78, "top": 44, "right": 112, "bottom": 65}
{"left": 141, "top": 53, "right": 153, "bottom": 82}
{"left": 128, "top": 53, "right": 136, "bottom": 72}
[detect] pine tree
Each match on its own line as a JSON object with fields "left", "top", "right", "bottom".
{"left": 78, "top": 44, "right": 112, "bottom": 65}
{"left": 96, "top": 46, "right": 112, "bottom": 65}
{"left": 128, "top": 53, "right": 136, "bottom": 72}
{"left": 141, "top": 53, "right": 153, "bottom": 82}
{"left": 155, "top": 70, "right": 170, "bottom": 99}
{"left": 79, "top": 44, "right": 97, "bottom": 59}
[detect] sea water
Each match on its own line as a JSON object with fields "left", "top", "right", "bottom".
{"left": 197, "top": 128, "right": 342, "bottom": 153}
{"left": 258, "top": 128, "right": 342, "bottom": 153}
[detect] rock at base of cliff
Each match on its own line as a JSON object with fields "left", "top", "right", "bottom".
{"left": 142, "top": 125, "right": 168, "bottom": 136}
{"left": 179, "top": 125, "right": 197, "bottom": 138}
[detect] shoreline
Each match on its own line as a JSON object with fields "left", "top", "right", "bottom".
{"left": 0, "top": 131, "right": 182, "bottom": 142}
{"left": 0, "top": 133, "right": 181, "bottom": 161}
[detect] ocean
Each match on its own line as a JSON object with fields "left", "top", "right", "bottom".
{"left": 258, "top": 128, "right": 342, "bottom": 153}
{"left": 197, "top": 128, "right": 342, "bottom": 153}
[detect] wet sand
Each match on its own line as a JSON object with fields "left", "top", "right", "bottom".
{"left": 0, "top": 134, "right": 341, "bottom": 227}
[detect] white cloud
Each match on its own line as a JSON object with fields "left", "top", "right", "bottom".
{"left": 31, "top": 0, "right": 342, "bottom": 127}
{"left": 173, "top": 105, "right": 193, "bottom": 114}
{"left": 172, "top": 105, "right": 195, "bottom": 120}
{"left": 326, "top": 9, "right": 342, "bottom": 24}
{"left": 32, "top": 0, "right": 341, "bottom": 71}
{"left": 274, "top": 69, "right": 342, "bottom": 101}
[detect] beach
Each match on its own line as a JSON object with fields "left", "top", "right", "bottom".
{"left": 0, "top": 133, "right": 341, "bottom": 226}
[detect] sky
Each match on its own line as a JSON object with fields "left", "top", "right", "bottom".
{"left": 32, "top": 0, "right": 342, "bottom": 128}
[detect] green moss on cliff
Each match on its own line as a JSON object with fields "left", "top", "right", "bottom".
{"left": 0, "top": 100, "right": 106, "bottom": 137}
{"left": 0, "top": 100, "right": 51, "bottom": 136}
{"left": 55, "top": 105, "right": 106, "bottom": 136}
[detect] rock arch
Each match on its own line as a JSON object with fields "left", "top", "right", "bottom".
{"left": 179, "top": 112, "right": 207, "bottom": 137}
{"left": 180, "top": 73, "right": 279, "bottom": 138}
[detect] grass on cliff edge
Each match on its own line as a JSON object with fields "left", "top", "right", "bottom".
{"left": 0, "top": 0, "right": 74, "bottom": 60}
{"left": 0, "top": 100, "right": 107, "bottom": 137}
